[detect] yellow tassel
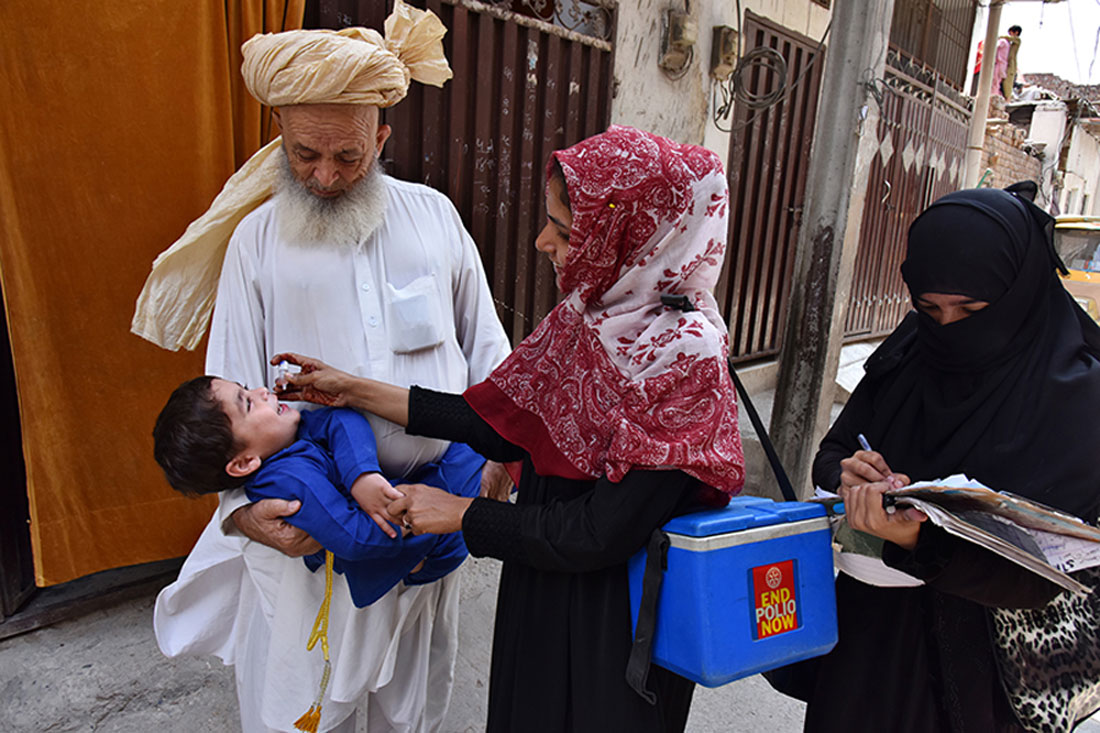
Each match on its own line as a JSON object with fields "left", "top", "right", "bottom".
{"left": 294, "top": 551, "right": 335, "bottom": 732}
{"left": 293, "top": 705, "right": 321, "bottom": 733}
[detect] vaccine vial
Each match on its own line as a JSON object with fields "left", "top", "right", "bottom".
{"left": 274, "top": 360, "right": 301, "bottom": 391}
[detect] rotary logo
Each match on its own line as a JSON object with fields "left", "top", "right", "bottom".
{"left": 765, "top": 565, "right": 782, "bottom": 589}
{"left": 753, "top": 560, "right": 798, "bottom": 638}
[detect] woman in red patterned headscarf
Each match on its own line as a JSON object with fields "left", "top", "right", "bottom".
{"left": 278, "top": 126, "right": 745, "bottom": 732}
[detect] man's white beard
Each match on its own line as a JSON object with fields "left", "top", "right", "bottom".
{"left": 273, "top": 151, "right": 388, "bottom": 247}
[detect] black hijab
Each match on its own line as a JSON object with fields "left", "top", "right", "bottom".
{"left": 863, "top": 187, "right": 1100, "bottom": 521}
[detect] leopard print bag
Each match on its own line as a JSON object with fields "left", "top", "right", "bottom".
{"left": 989, "top": 566, "right": 1100, "bottom": 733}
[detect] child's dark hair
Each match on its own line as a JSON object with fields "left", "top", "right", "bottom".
{"left": 153, "top": 376, "right": 248, "bottom": 496}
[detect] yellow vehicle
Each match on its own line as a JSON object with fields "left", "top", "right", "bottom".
{"left": 1054, "top": 216, "right": 1100, "bottom": 324}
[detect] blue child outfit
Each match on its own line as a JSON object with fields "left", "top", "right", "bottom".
{"left": 243, "top": 407, "right": 484, "bottom": 607}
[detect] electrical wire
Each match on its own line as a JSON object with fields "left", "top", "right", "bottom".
{"left": 1068, "top": 0, "right": 1083, "bottom": 83}
{"left": 712, "top": 20, "right": 832, "bottom": 133}
{"left": 658, "top": 0, "right": 695, "bottom": 81}
{"left": 1090, "top": 26, "right": 1100, "bottom": 81}
{"left": 660, "top": 46, "right": 695, "bottom": 81}
{"left": 711, "top": 0, "right": 744, "bottom": 130}
{"left": 862, "top": 75, "right": 897, "bottom": 110}
{"left": 732, "top": 46, "right": 789, "bottom": 109}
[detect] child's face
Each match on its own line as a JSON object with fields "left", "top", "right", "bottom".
{"left": 211, "top": 378, "right": 301, "bottom": 461}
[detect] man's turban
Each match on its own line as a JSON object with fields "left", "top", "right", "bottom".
{"left": 131, "top": 0, "right": 451, "bottom": 351}
{"left": 242, "top": 1, "right": 452, "bottom": 108}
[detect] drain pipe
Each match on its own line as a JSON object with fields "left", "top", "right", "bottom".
{"left": 963, "top": 0, "right": 1004, "bottom": 189}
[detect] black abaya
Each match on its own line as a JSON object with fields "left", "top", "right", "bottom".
{"left": 804, "top": 371, "right": 1065, "bottom": 733}
{"left": 799, "top": 187, "right": 1100, "bottom": 733}
{"left": 408, "top": 387, "right": 698, "bottom": 733}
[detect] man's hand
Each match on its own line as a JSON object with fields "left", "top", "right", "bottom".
{"left": 231, "top": 499, "right": 322, "bottom": 557}
{"left": 479, "top": 460, "right": 514, "bottom": 502}
{"left": 350, "top": 472, "right": 407, "bottom": 539}
{"left": 387, "top": 483, "right": 473, "bottom": 535}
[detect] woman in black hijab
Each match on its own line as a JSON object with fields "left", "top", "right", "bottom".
{"left": 801, "top": 186, "right": 1100, "bottom": 732}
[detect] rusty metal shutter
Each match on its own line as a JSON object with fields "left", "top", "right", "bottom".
{"left": 718, "top": 11, "right": 826, "bottom": 363}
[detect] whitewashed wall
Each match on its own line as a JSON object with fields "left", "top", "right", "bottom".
{"left": 1061, "top": 123, "right": 1100, "bottom": 216}
{"left": 1028, "top": 102, "right": 1068, "bottom": 210}
{"left": 610, "top": 0, "right": 831, "bottom": 165}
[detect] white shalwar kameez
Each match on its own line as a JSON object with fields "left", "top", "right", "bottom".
{"left": 154, "top": 175, "right": 511, "bottom": 733}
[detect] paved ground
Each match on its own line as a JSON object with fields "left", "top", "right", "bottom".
{"left": 10, "top": 549, "right": 1097, "bottom": 732}
{"left": 0, "top": 555, "right": 806, "bottom": 732}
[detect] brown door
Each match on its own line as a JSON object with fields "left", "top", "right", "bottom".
{"left": 717, "top": 11, "right": 826, "bottom": 363}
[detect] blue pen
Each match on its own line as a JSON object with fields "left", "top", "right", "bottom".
{"left": 857, "top": 433, "right": 872, "bottom": 452}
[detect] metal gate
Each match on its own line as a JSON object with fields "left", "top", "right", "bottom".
{"left": 304, "top": 0, "right": 615, "bottom": 344}
{"left": 718, "top": 11, "right": 826, "bottom": 363}
{"left": 844, "top": 49, "right": 971, "bottom": 338}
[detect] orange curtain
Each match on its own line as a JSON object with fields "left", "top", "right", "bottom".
{"left": 0, "top": 0, "right": 303, "bottom": 586}
{"left": 226, "top": 0, "right": 306, "bottom": 165}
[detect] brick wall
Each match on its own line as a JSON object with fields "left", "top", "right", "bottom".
{"left": 1023, "top": 73, "right": 1100, "bottom": 106}
{"left": 980, "top": 121, "right": 1042, "bottom": 188}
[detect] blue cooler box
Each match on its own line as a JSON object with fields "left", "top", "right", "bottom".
{"left": 628, "top": 496, "right": 837, "bottom": 687}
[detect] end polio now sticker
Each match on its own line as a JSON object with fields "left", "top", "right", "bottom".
{"left": 752, "top": 559, "right": 799, "bottom": 639}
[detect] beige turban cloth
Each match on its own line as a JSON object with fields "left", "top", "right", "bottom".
{"left": 131, "top": 0, "right": 452, "bottom": 351}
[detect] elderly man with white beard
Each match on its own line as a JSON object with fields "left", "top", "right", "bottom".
{"left": 135, "top": 3, "right": 511, "bottom": 732}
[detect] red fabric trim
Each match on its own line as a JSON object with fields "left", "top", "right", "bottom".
{"left": 503, "top": 460, "right": 523, "bottom": 487}
{"left": 464, "top": 380, "right": 592, "bottom": 481}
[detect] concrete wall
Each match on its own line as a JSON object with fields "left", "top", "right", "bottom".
{"left": 610, "top": 0, "right": 831, "bottom": 165}
{"left": 1060, "top": 124, "right": 1100, "bottom": 215}
{"left": 1017, "top": 101, "right": 1100, "bottom": 216}
{"left": 1029, "top": 102, "right": 1068, "bottom": 145}
{"left": 1027, "top": 102, "right": 1068, "bottom": 208}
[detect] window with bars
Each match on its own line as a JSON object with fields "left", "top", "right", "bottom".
{"left": 888, "top": 0, "right": 977, "bottom": 91}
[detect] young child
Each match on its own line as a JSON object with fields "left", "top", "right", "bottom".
{"left": 153, "top": 375, "right": 484, "bottom": 607}
{"left": 152, "top": 375, "right": 484, "bottom": 732}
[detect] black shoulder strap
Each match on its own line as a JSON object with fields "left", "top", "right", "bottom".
{"left": 625, "top": 528, "right": 670, "bottom": 703}
{"left": 727, "top": 357, "right": 798, "bottom": 502}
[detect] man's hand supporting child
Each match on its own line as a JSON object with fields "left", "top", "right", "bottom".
{"left": 232, "top": 499, "right": 323, "bottom": 557}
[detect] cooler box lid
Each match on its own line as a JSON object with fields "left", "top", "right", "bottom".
{"left": 662, "top": 495, "right": 826, "bottom": 537}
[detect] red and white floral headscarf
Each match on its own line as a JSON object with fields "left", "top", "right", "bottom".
{"left": 465, "top": 126, "right": 745, "bottom": 495}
